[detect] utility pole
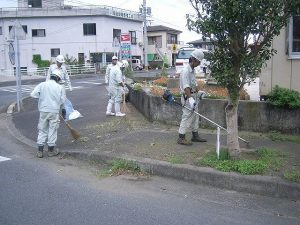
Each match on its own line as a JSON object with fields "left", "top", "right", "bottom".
{"left": 143, "top": 0, "right": 148, "bottom": 71}
{"left": 13, "top": 20, "right": 25, "bottom": 112}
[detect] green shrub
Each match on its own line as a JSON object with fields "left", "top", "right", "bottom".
{"left": 32, "top": 54, "right": 50, "bottom": 68}
{"left": 266, "top": 85, "right": 300, "bottom": 109}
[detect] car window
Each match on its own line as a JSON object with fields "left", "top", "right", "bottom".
{"left": 177, "top": 50, "right": 194, "bottom": 59}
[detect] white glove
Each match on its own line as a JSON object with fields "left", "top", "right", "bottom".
{"left": 198, "top": 90, "right": 206, "bottom": 99}
{"left": 69, "top": 86, "right": 73, "bottom": 92}
{"left": 105, "top": 78, "right": 108, "bottom": 84}
{"left": 188, "top": 97, "right": 195, "bottom": 109}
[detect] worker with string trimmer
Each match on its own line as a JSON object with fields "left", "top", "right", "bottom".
{"left": 177, "top": 49, "right": 207, "bottom": 145}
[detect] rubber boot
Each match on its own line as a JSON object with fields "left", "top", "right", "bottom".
{"left": 106, "top": 102, "right": 115, "bottom": 116}
{"left": 177, "top": 134, "right": 192, "bottom": 145}
{"left": 115, "top": 103, "right": 125, "bottom": 117}
{"left": 62, "top": 108, "right": 66, "bottom": 120}
{"left": 37, "top": 145, "right": 44, "bottom": 158}
{"left": 48, "top": 146, "right": 59, "bottom": 157}
{"left": 191, "top": 132, "right": 207, "bottom": 142}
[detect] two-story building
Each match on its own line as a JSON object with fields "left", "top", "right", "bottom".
{"left": 0, "top": 0, "right": 144, "bottom": 75}
{"left": 146, "top": 25, "right": 183, "bottom": 67}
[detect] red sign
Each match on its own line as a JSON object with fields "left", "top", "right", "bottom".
{"left": 121, "top": 34, "right": 131, "bottom": 42}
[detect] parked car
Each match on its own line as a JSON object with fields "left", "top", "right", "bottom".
{"left": 132, "top": 59, "right": 143, "bottom": 70}
{"left": 175, "top": 47, "right": 210, "bottom": 77}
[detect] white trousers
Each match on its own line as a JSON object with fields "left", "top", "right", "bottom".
{"left": 37, "top": 112, "right": 60, "bottom": 147}
{"left": 178, "top": 93, "right": 200, "bottom": 134}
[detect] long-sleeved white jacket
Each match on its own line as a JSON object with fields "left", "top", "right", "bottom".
{"left": 30, "top": 80, "right": 66, "bottom": 113}
{"left": 46, "top": 64, "right": 72, "bottom": 91}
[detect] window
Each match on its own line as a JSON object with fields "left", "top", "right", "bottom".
{"left": 148, "top": 36, "right": 162, "bottom": 48}
{"left": 28, "top": 0, "right": 42, "bottom": 8}
{"left": 51, "top": 48, "right": 60, "bottom": 57}
{"left": 0, "top": 27, "right": 2, "bottom": 35}
{"left": 289, "top": 16, "right": 300, "bottom": 57}
{"left": 9, "top": 25, "right": 28, "bottom": 34}
{"left": 32, "top": 29, "right": 45, "bottom": 37}
{"left": 83, "top": 23, "right": 96, "bottom": 35}
{"left": 129, "top": 31, "right": 137, "bottom": 45}
{"left": 113, "top": 29, "right": 121, "bottom": 41}
{"left": 167, "top": 34, "right": 177, "bottom": 44}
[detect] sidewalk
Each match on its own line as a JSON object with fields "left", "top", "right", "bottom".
{"left": 4, "top": 79, "right": 300, "bottom": 200}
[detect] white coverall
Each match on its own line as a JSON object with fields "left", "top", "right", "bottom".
{"left": 46, "top": 64, "right": 72, "bottom": 91}
{"left": 178, "top": 64, "right": 201, "bottom": 134}
{"left": 107, "top": 64, "right": 123, "bottom": 113}
{"left": 105, "top": 64, "right": 113, "bottom": 84}
{"left": 30, "top": 80, "right": 66, "bottom": 147}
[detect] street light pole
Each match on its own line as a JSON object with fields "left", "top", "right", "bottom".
{"left": 143, "top": 0, "right": 148, "bottom": 71}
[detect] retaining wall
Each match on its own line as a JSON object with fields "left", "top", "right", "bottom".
{"left": 128, "top": 87, "right": 300, "bottom": 134}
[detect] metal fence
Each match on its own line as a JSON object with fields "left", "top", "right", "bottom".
{"left": 0, "top": 64, "right": 97, "bottom": 77}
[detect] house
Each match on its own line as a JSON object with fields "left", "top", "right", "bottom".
{"left": 0, "top": 0, "right": 144, "bottom": 75}
{"left": 259, "top": 16, "right": 300, "bottom": 99}
{"left": 186, "top": 38, "right": 214, "bottom": 50}
{"left": 146, "top": 25, "right": 183, "bottom": 67}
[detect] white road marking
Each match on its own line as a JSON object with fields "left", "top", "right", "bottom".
{"left": 0, "top": 156, "right": 11, "bottom": 162}
{"left": 74, "top": 81, "right": 103, "bottom": 85}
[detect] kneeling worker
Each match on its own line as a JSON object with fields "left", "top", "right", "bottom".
{"left": 31, "top": 69, "right": 66, "bottom": 158}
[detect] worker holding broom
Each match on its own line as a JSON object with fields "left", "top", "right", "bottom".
{"left": 177, "top": 49, "right": 207, "bottom": 145}
{"left": 31, "top": 69, "right": 66, "bottom": 158}
{"left": 46, "top": 54, "right": 72, "bottom": 120}
{"left": 105, "top": 56, "right": 126, "bottom": 117}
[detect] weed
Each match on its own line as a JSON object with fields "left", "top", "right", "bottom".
{"left": 197, "top": 147, "right": 284, "bottom": 175}
{"left": 110, "top": 159, "right": 140, "bottom": 174}
{"left": 167, "top": 155, "right": 185, "bottom": 164}
{"left": 284, "top": 170, "right": 300, "bottom": 183}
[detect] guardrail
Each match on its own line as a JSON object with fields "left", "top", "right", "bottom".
{"left": 0, "top": 64, "right": 97, "bottom": 77}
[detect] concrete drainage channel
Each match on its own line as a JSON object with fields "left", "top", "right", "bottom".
{"left": 5, "top": 101, "right": 300, "bottom": 200}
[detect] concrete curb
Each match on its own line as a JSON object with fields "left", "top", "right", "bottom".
{"left": 5, "top": 101, "right": 300, "bottom": 200}
{"left": 64, "top": 150, "right": 300, "bottom": 200}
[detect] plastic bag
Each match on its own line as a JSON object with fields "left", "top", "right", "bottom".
{"left": 64, "top": 98, "right": 83, "bottom": 121}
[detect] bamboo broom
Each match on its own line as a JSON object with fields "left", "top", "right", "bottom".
{"left": 60, "top": 115, "right": 80, "bottom": 140}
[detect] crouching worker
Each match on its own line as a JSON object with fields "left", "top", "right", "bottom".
{"left": 178, "top": 49, "right": 207, "bottom": 145}
{"left": 30, "top": 70, "right": 66, "bottom": 158}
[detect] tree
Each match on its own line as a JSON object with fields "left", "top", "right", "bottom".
{"left": 187, "top": 0, "right": 300, "bottom": 159}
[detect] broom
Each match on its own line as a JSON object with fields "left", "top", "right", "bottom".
{"left": 60, "top": 115, "right": 81, "bottom": 140}
{"left": 121, "top": 84, "right": 130, "bottom": 113}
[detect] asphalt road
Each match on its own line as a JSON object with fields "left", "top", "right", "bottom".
{"left": 0, "top": 113, "right": 299, "bottom": 225}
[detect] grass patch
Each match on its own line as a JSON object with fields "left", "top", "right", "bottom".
{"left": 284, "top": 170, "right": 300, "bottom": 183}
{"left": 167, "top": 155, "right": 185, "bottom": 164}
{"left": 268, "top": 131, "right": 300, "bottom": 144}
{"left": 197, "top": 147, "right": 284, "bottom": 175}
{"left": 95, "top": 159, "right": 143, "bottom": 177}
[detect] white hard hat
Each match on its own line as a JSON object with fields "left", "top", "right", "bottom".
{"left": 112, "top": 56, "right": 118, "bottom": 60}
{"left": 56, "top": 55, "right": 65, "bottom": 63}
{"left": 51, "top": 69, "right": 62, "bottom": 80}
{"left": 191, "top": 49, "right": 204, "bottom": 62}
{"left": 121, "top": 60, "right": 129, "bottom": 68}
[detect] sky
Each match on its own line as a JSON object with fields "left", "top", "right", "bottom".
{"left": 0, "top": 0, "right": 200, "bottom": 43}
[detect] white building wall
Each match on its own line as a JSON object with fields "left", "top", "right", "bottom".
{"left": 0, "top": 15, "right": 143, "bottom": 72}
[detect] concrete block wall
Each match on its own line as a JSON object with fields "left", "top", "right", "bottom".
{"left": 128, "top": 87, "right": 300, "bottom": 134}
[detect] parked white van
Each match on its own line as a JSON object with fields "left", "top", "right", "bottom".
{"left": 131, "top": 59, "right": 143, "bottom": 70}
{"left": 175, "top": 47, "right": 210, "bottom": 77}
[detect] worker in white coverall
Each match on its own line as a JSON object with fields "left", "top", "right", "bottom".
{"left": 105, "top": 55, "right": 117, "bottom": 84}
{"left": 105, "top": 56, "right": 126, "bottom": 117}
{"left": 31, "top": 69, "right": 66, "bottom": 158}
{"left": 177, "top": 49, "right": 207, "bottom": 145}
{"left": 46, "top": 54, "right": 72, "bottom": 119}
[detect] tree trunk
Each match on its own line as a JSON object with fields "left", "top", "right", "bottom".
{"left": 225, "top": 99, "right": 240, "bottom": 160}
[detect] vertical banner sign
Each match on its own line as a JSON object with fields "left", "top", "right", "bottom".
{"left": 120, "top": 33, "right": 131, "bottom": 60}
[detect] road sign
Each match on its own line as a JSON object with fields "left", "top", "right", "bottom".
{"left": 8, "top": 43, "right": 15, "bottom": 65}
